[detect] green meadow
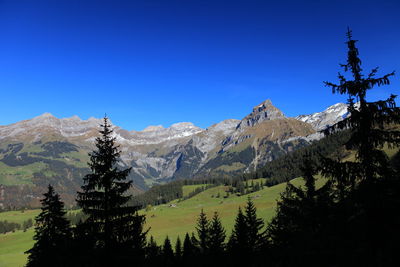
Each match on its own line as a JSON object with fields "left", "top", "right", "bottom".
{"left": 0, "top": 177, "right": 318, "bottom": 267}
{"left": 0, "top": 229, "right": 34, "bottom": 267}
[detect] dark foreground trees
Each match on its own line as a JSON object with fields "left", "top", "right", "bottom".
{"left": 25, "top": 185, "right": 71, "bottom": 267}
{"left": 75, "top": 117, "right": 148, "bottom": 266}
{"left": 321, "top": 29, "right": 400, "bottom": 266}
{"left": 266, "top": 29, "right": 400, "bottom": 266}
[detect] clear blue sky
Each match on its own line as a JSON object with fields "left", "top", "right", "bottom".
{"left": 0, "top": 0, "right": 399, "bottom": 130}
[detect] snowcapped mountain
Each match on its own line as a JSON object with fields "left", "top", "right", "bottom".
{"left": 295, "top": 103, "right": 349, "bottom": 130}
{"left": 0, "top": 100, "right": 348, "bottom": 207}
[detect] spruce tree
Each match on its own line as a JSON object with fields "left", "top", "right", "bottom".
{"left": 175, "top": 236, "right": 182, "bottom": 261}
{"left": 209, "top": 212, "right": 226, "bottom": 252}
{"left": 244, "top": 197, "right": 264, "bottom": 251}
{"left": 209, "top": 212, "right": 226, "bottom": 264}
{"left": 76, "top": 117, "right": 147, "bottom": 265}
{"left": 182, "top": 233, "right": 196, "bottom": 261}
{"left": 323, "top": 28, "right": 400, "bottom": 190}
{"left": 145, "top": 236, "right": 161, "bottom": 267}
{"left": 181, "top": 232, "right": 201, "bottom": 267}
{"left": 162, "top": 236, "right": 174, "bottom": 267}
{"left": 195, "top": 209, "right": 210, "bottom": 255}
{"left": 321, "top": 29, "right": 400, "bottom": 265}
{"left": 26, "top": 185, "right": 71, "bottom": 267}
{"left": 228, "top": 207, "right": 248, "bottom": 265}
{"left": 228, "top": 200, "right": 265, "bottom": 266}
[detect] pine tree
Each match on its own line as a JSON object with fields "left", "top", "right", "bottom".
{"left": 182, "top": 233, "right": 200, "bottom": 267}
{"left": 182, "top": 233, "right": 195, "bottom": 262}
{"left": 323, "top": 28, "right": 400, "bottom": 190}
{"left": 162, "top": 236, "right": 174, "bottom": 267}
{"left": 195, "top": 209, "right": 210, "bottom": 255}
{"left": 244, "top": 197, "right": 264, "bottom": 251}
{"left": 147, "top": 236, "right": 160, "bottom": 258}
{"left": 145, "top": 236, "right": 161, "bottom": 267}
{"left": 175, "top": 236, "right": 182, "bottom": 260}
{"left": 26, "top": 185, "right": 71, "bottom": 267}
{"left": 76, "top": 117, "right": 147, "bottom": 265}
{"left": 209, "top": 212, "right": 226, "bottom": 263}
{"left": 228, "top": 208, "right": 248, "bottom": 266}
{"left": 321, "top": 29, "right": 400, "bottom": 265}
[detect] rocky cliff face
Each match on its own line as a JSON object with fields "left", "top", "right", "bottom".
{"left": 0, "top": 100, "right": 349, "bottom": 207}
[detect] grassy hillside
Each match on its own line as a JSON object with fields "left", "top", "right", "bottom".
{"left": 144, "top": 177, "right": 324, "bottom": 244}
{"left": 0, "top": 177, "right": 321, "bottom": 266}
{"left": 0, "top": 210, "right": 40, "bottom": 225}
{"left": 0, "top": 229, "right": 34, "bottom": 267}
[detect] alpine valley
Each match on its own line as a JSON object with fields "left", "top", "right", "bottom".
{"left": 0, "top": 100, "right": 348, "bottom": 208}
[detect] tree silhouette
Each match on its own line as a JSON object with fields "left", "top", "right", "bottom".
{"left": 175, "top": 236, "right": 183, "bottom": 265}
{"left": 26, "top": 185, "right": 71, "bottom": 267}
{"left": 182, "top": 232, "right": 198, "bottom": 266}
{"left": 145, "top": 236, "right": 161, "bottom": 267}
{"left": 323, "top": 28, "right": 400, "bottom": 189}
{"left": 76, "top": 117, "right": 147, "bottom": 266}
{"left": 228, "top": 207, "right": 251, "bottom": 266}
{"left": 266, "top": 158, "right": 333, "bottom": 265}
{"left": 208, "top": 212, "right": 226, "bottom": 265}
{"left": 321, "top": 29, "right": 400, "bottom": 266}
{"left": 195, "top": 209, "right": 210, "bottom": 255}
{"left": 162, "top": 236, "right": 174, "bottom": 267}
{"left": 209, "top": 212, "right": 226, "bottom": 253}
{"left": 244, "top": 197, "right": 265, "bottom": 251}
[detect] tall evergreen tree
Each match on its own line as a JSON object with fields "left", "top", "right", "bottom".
{"left": 175, "top": 236, "right": 183, "bottom": 261}
{"left": 26, "top": 185, "right": 71, "bottom": 267}
{"left": 162, "top": 236, "right": 174, "bottom": 267}
{"left": 227, "top": 207, "right": 248, "bottom": 266}
{"left": 228, "top": 200, "right": 265, "bottom": 266}
{"left": 323, "top": 28, "right": 400, "bottom": 189}
{"left": 76, "top": 117, "right": 147, "bottom": 265}
{"left": 182, "top": 232, "right": 197, "bottom": 264}
{"left": 195, "top": 209, "right": 210, "bottom": 255}
{"left": 145, "top": 236, "right": 161, "bottom": 267}
{"left": 244, "top": 197, "right": 265, "bottom": 251}
{"left": 208, "top": 212, "right": 226, "bottom": 264}
{"left": 321, "top": 29, "right": 400, "bottom": 265}
{"left": 209, "top": 212, "right": 226, "bottom": 253}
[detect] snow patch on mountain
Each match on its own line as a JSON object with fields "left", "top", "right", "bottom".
{"left": 295, "top": 103, "right": 348, "bottom": 130}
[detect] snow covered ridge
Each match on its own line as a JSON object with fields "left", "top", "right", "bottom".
{"left": 295, "top": 103, "right": 349, "bottom": 131}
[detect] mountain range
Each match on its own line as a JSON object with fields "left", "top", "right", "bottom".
{"left": 0, "top": 100, "right": 348, "bottom": 208}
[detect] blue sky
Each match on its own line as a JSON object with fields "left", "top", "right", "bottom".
{"left": 0, "top": 0, "right": 399, "bottom": 130}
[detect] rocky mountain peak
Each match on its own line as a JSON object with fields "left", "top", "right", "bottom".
{"left": 32, "top": 112, "right": 57, "bottom": 122}
{"left": 236, "top": 99, "right": 285, "bottom": 130}
{"left": 295, "top": 102, "right": 348, "bottom": 130}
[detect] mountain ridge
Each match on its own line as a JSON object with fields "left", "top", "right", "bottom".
{"left": 0, "top": 100, "right": 348, "bottom": 208}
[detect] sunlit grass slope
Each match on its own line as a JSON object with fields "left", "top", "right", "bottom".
{"left": 0, "top": 177, "right": 321, "bottom": 266}
{"left": 0, "top": 229, "right": 34, "bottom": 267}
{"left": 143, "top": 177, "right": 320, "bottom": 244}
